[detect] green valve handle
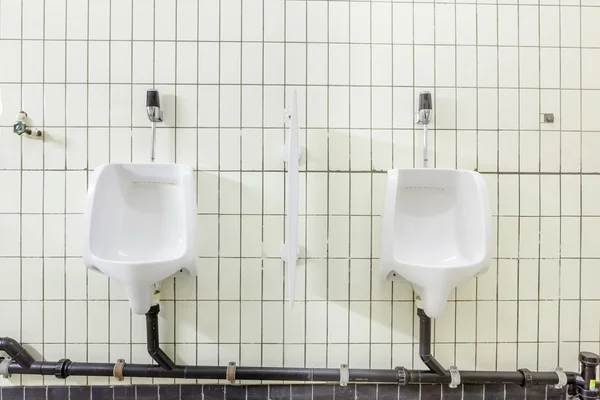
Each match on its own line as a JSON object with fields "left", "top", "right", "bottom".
{"left": 13, "top": 121, "right": 27, "bottom": 135}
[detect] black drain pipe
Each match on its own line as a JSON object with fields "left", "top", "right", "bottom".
{"left": 145, "top": 305, "right": 175, "bottom": 371}
{"left": 0, "top": 334, "right": 583, "bottom": 387}
{"left": 418, "top": 308, "right": 449, "bottom": 377}
{"left": 1, "top": 358, "right": 579, "bottom": 386}
{"left": 0, "top": 307, "right": 591, "bottom": 393}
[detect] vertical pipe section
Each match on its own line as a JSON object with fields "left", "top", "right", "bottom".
{"left": 150, "top": 122, "right": 157, "bottom": 162}
{"left": 423, "top": 124, "right": 429, "bottom": 168}
{"left": 578, "top": 352, "right": 600, "bottom": 400}
{"left": 145, "top": 305, "right": 175, "bottom": 371}
{"left": 417, "top": 308, "right": 448, "bottom": 377}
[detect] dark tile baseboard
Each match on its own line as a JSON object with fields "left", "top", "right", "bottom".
{"left": 0, "top": 384, "right": 568, "bottom": 400}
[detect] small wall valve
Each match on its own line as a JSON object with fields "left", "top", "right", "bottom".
{"left": 13, "top": 111, "right": 28, "bottom": 135}
{"left": 541, "top": 113, "right": 555, "bottom": 123}
{"left": 12, "top": 111, "right": 43, "bottom": 138}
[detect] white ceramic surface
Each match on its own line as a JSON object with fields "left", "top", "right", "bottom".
{"left": 380, "top": 168, "right": 492, "bottom": 318}
{"left": 83, "top": 163, "right": 197, "bottom": 314}
{"left": 282, "top": 90, "right": 300, "bottom": 308}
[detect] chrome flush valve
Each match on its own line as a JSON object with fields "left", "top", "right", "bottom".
{"left": 416, "top": 91, "right": 432, "bottom": 125}
{"left": 146, "top": 89, "right": 163, "bottom": 123}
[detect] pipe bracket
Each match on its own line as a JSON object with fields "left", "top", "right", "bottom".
{"left": 113, "top": 359, "right": 126, "bottom": 381}
{"left": 448, "top": 366, "right": 461, "bottom": 388}
{"left": 0, "top": 357, "right": 11, "bottom": 378}
{"left": 54, "top": 359, "right": 71, "bottom": 379}
{"left": 227, "top": 362, "right": 236, "bottom": 384}
{"left": 518, "top": 368, "right": 533, "bottom": 387}
{"left": 554, "top": 367, "right": 567, "bottom": 389}
{"left": 340, "top": 364, "right": 349, "bottom": 387}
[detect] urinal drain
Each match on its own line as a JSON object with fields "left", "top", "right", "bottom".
{"left": 132, "top": 181, "right": 176, "bottom": 185}
{"left": 403, "top": 186, "right": 445, "bottom": 191}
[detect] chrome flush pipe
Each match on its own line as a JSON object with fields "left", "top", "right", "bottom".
{"left": 416, "top": 92, "right": 432, "bottom": 168}
{"left": 146, "top": 89, "right": 163, "bottom": 162}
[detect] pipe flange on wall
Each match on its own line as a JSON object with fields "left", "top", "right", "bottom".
{"left": 0, "top": 357, "right": 12, "bottom": 378}
{"left": 448, "top": 366, "right": 461, "bottom": 389}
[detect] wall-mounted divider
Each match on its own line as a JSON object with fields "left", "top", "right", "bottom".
{"left": 281, "top": 90, "right": 301, "bottom": 308}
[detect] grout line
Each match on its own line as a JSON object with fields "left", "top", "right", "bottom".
{"left": 577, "top": 0, "right": 583, "bottom": 359}
{"left": 303, "top": 0, "right": 309, "bottom": 373}
{"left": 6, "top": 37, "right": 600, "bottom": 45}
{"left": 238, "top": 0, "right": 243, "bottom": 371}
{"left": 389, "top": 0, "right": 395, "bottom": 370}
{"left": 6, "top": 169, "right": 600, "bottom": 176}
{"left": 515, "top": 0, "right": 521, "bottom": 370}
{"left": 282, "top": 0, "right": 288, "bottom": 373}
{"left": 62, "top": 0, "right": 68, "bottom": 377}
{"left": 536, "top": 0, "right": 542, "bottom": 372}
{"left": 149, "top": 0, "right": 157, "bottom": 382}
{"left": 172, "top": 0, "right": 178, "bottom": 381}
{"left": 217, "top": 0, "right": 222, "bottom": 381}
{"left": 556, "top": 0, "right": 563, "bottom": 368}
{"left": 18, "top": 0, "right": 24, "bottom": 386}
{"left": 260, "top": 0, "right": 266, "bottom": 380}
{"left": 40, "top": 0, "right": 47, "bottom": 383}
{"left": 410, "top": 0, "right": 415, "bottom": 371}
{"left": 473, "top": 0, "right": 480, "bottom": 371}
{"left": 2, "top": 122, "right": 600, "bottom": 132}
{"left": 6, "top": 81, "right": 600, "bottom": 89}
{"left": 347, "top": 0, "right": 353, "bottom": 370}
{"left": 494, "top": 0, "right": 500, "bottom": 373}
{"left": 106, "top": 0, "right": 112, "bottom": 385}
{"left": 84, "top": 0, "right": 91, "bottom": 384}
{"left": 195, "top": 0, "right": 200, "bottom": 385}
{"left": 129, "top": 0, "right": 135, "bottom": 381}
{"left": 454, "top": 0, "right": 459, "bottom": 370}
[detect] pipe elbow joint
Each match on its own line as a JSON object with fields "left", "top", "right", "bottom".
{"left": 147, "top": 348, "right": 175, "bottom": 371}
{"left": 0, "top": 337, "right": 35, "bottom": 369}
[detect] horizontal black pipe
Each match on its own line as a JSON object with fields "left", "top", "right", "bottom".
{"left": 406, "top": 370, "right": 579, "bottom": 386}
{"left": 5, "top": 360, "right": 578, "bottom": 386}
{"left": 0, "top": 336, "right": 582, "bottom": 387}
{"left": 0, "top": 337, "right": 35, "bottom": 369}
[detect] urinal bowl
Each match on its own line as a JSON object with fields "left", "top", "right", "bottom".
{"left": 380, "top": 169, "right": 493, "bottom": 318}
{"left": 84, "top": 163, "right": 197, "bottom": 314}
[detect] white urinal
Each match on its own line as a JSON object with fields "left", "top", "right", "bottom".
{"left": 380, "top": 169, "right": 492, "bottom": 318}
{"left": 83, "top": 163, "right": 197, "bottom": 314}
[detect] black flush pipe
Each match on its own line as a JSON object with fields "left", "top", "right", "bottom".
{"left": 146, "top": 304, "right": 175, "bottom": 371}
{"left": 418, "top": 308, "right": 449, "bottom": 377}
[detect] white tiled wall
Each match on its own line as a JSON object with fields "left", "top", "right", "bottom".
{"left": 0, "top": 0, "right": 599, "bottom": 386}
